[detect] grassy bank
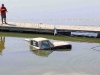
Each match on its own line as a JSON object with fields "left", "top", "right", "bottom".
{"left": 0, "top": 32, "right": 100, "bottom": 43}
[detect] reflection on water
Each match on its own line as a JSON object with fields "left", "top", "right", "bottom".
{"left": 0, "top": 36, "right": 5, "bottom": 55}
{"left": 0, "top": 37, "right": 100, "bottom": 75}
{"left": 30, "top": 45, "right": 71, "bottom": 57}
{"left": 31, "top": 50, "right": 53, "bottom": 57}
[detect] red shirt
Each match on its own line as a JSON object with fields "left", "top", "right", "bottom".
{"left": 0, "top": 6, "right": 7, "bottom": 14}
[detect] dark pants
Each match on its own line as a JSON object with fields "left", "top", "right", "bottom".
{"left": 1, "top": 14, "right": 6, "bottom": 23}
{"left": 1, "top": 14, "right": 6, "bottom": 18}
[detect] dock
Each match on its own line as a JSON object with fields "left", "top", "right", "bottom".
{"left": 0, "top": 22, "right": 100, "bottom": 37}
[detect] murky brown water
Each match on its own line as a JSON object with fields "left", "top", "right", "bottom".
{"left": 0, "top": 36, "right": 100, "bottom": 75}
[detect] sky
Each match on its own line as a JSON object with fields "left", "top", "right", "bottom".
{"left": 0, "top": 0, "right": 100, "bottom": 25}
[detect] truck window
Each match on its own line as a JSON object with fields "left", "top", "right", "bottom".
{"left": 41, "top": 40, "right": 53, "bottom": 49}
{"left": 30, "top": 40, "right": 39, "bottom": 47}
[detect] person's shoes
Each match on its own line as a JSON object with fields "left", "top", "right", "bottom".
{"left": 5, "top": 22, "right": 8, "bottom": 24}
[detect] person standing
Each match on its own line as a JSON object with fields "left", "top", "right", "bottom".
{"left": 0, "top": 4, "right": 8, "bottom": 24}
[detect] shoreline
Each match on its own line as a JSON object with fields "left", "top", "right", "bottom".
{"left": 0, "top": 32, "right": 100, "bottom": 43}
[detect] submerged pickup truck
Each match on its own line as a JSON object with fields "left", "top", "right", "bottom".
{"left": 25, "top": 37, "right": 72, "bottom": 50}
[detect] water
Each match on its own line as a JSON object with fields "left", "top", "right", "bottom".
{"left": 0, "top": 36, "right": 100, "bottom": 75}
{"left": 1, "top": 0, "right": 100, "bottom": 26}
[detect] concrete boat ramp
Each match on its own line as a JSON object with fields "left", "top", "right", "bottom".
{"left": 0, "top": 22, "right": 100, "bottom": 37}
{"left": 0, "top": 22, "right": 54, "bottom": 33}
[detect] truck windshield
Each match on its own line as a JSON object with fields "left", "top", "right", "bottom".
{"left": 41, "top": 40, "right": 53, "bottom": 49}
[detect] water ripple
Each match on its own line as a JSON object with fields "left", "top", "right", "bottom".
{"left": 66, "top": 51, "right": 100, "bottom": 75}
